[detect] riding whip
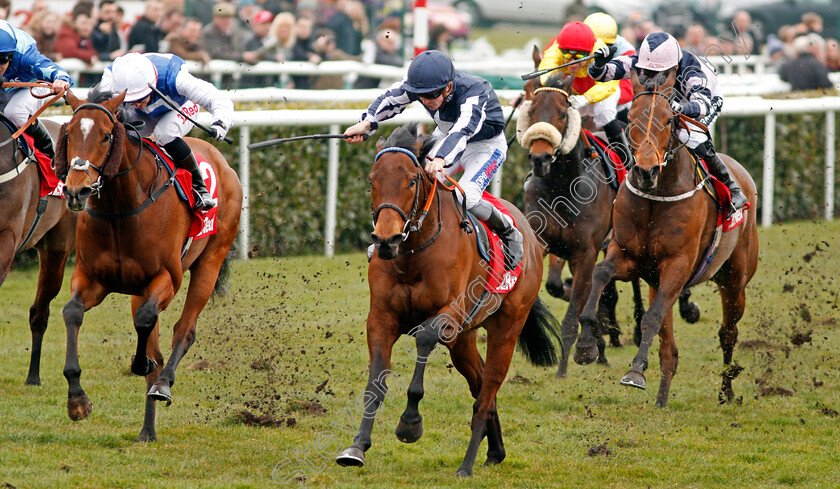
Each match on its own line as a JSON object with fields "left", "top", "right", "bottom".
{"left": 248, "top": 133, "right": 367, "bottom": 150}
{"left": 520, "top": 53, "right": 597, "bottom": 80}
{"left": 146, "top": 83, "right": 234, "bottom": 144}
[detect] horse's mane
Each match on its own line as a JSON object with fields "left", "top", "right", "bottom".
{"left": 382, "top": 123, "right": 437, "bottom": 163}
{"left": 87, "top": 83, "right": 112, "bottom": 104}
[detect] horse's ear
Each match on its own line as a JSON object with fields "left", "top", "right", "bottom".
{"left": 664, "top": 68, "right": 677, "bottom": 88}
{"left": 53, "top": 123, "right": 69, "bottom": 181}
{"left": 563, "top": 74, "right": 574, "bottom": 91}
{"left": 376, "top": 136, "right": 386, "bottom": 152}
{"left": 65, "top": 90, "right": 82, "bottom": 110}
{"left": 532, "top": 44, "right": 542, "bottom": 69}
{"left": 102, "top": 91, "right": 126, "bottom": 115}
{"left": 412, "top": 133, "right": 423, "bottom": 154}
{"left": 630, "top": 69, "right": 643, "bottom": 94}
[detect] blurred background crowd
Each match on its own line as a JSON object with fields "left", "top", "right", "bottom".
{"left": 1, "top": 0, "right": 838, "bottom": 92}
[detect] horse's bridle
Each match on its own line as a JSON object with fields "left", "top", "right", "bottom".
{"left": 371, "top": 147, "right": 445, "bottom": 254}
{"left": 630, "top": 89, "right": 688, "bottom": 168}
{"left": 532, "top": 86, "right": 573, "bottom": 165}
{"left": 68, "top": 102, "right": 143, "bottom": 195}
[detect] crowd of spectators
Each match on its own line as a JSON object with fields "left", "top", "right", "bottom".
{"left": 4, "top": 0, "right": 412, "bottom": 89}
{"left": 2, "top": 1, "right": 835, "bottom": 93}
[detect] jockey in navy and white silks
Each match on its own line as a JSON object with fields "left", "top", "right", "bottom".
{"left": 344, "top": 50, "right": 522, "bottom": 269}
{"left": 0, "top": 19, "right": 72, "bottom": 159}
{"left": 588, "top": 32, "right": 747, "bottom": 216}
{"left": 98, "top": 52, "right": 235, "bottom": 211}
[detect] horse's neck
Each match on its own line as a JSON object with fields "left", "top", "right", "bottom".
{"left": 546, "top": 143, "right": 586, "bottom": 186}
{"left": 89, "top": 143, "right": 158, "bottom": 213}
{"left": 657, "top": 146, "right": 697, "bottom": 194}
{"left": 401, "top": 182, "right": 461, "bottom": 253}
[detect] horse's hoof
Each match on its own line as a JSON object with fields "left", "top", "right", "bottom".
{"left": 596, "top": 356, "right": 609, "bottom": 366}
{"left": 336, "top": 446, "right": 365, "bottom": 467}
{"left": 148, "top": 383, "right": 172, "bottom": 406}
{"left": 130, "top": 355, "right": 158, "bottom": 376}
{"left": 455, "top": 467, "right": 473, "bottom": 478}
{"left": 620, "top": 370, "right": 646, "bottom": 389}
{"left": 680, "top": 302, "right": 701, "bottom": 324}
{"left": 134, "top": 428, "right": 157, "bottom": 443}
{"left": 67, "top": 394, "right": 93, "bottom": 421}
{"left": 484, "top": 450, "right": 506, "bottom": 466}
{"left": 395, "top": 417, "right": 423, "bottom": 443}
{"left": 573, "top": 344, "right": 599, "bottom": 365}
{"left": 24, "top": 376, "right": 41, "bottom": 386}
{"left": 554, "top": 366, "right": 567, "bottom": 379}
{"left": 546, "top": 279, "right": 572, "bottom": 302}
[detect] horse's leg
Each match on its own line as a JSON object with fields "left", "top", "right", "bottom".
{"left": 545, "top": 254, "right": 570, "bottom": 301}
{"left": 717, "top": 281, "right": 746, "bottom": 404}
{"left": 25, "top": 246, "right": 72, "bottom": 385}
{"left": 0, "top": 229, "right": 16, "bottom": 286}
{"left": 131, "top": 273, "right": 175, "bottom": 379}
{"left": 655, "top": 299, "right": 678, "bottom": 408}
{"left": 394, "top": 316, "right": 442, "bottom": 444}
{"left": 455, "top": 315, "right": 518, "bottom": 477}
{"left": 147, "top": 257, "right": 211, "bottom": 404}
{"left": 336, "top": 313, "right": 399, "bottom": 467}
{"left": 631, "top": 278, "right": 645, "bottom": 347}
{"left": 62, "top": 272, "right": 107, "bottom": 421}
{"left": 556, "top": 248, "right": 598, "bottom": 376}
{"left": 678, "top": 288, "right": 701, "bottom": 324}
{"left": 621, "top": 258, "right": 690, "bottom": 395}
{"left": 599, "top": 279, "right": 621, "bottom": 348}
{"left": 449, "top": 330, "right": 506, "bottom": 466}
{"left": 577, "top": 243, "right": 636, "bottom": 365}
{"left": 131, "top": 295, "right": 165, "bottom": 442}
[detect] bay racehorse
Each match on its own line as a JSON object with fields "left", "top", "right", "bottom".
{"left": 55, "top": 88, "right": 242, "bottom": 441}
{"left": 335, "top": 124, "right": 560, "bottom": 477}
{"left": 575, "top": 69, "right": 759, "bottom": 407}
{"left": 0, "top": 117, "right": 76, "bottom": 386}
{"left": 518, "top": 71, "right": 645, "bottom": 376}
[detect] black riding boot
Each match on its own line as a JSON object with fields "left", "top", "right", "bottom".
{"left": 163, "top": 138, "right": 215, "bottom": 211}
{"left": 483, "top": 204, "right": 524, "bottom": 270}
{"left": 694, "top": 141, "right": 747, "bottom": 218}
{"left": 24, "top": 120, "right": 54, "bottom": 160}
{"left": 604, "top": 119, "right": 632, "bottom": 170}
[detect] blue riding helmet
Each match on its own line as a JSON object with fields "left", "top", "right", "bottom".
{"left": 0, "top": 22, "right": 16, "bottom": 53}
{"left": 403, "top": 50, "right": 454, "bottom": 94}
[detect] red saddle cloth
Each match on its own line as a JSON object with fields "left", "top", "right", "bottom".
{"left": 146, "top": 139, "right": 219, "bottom": 240}
{"left": 696, "top": 156, "right": 750, "bottom": 232}
{"left": 582, "top": 129, "right": 627, "bottom": 187}
{"left": 21, "top": 133, "right": 64, "bottom": 198}
{"left": 478, "top": 191, "right": 523, "bottom": 294}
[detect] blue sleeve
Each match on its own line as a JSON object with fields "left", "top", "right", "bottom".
{"left": 433, "top": 84, "right": 493, "bottom": 166}
{"left": 589, "top": 54, "right": 635, "bottom": 82}
{"left": 361, "top": 80, "right": 414, "bottom": 131}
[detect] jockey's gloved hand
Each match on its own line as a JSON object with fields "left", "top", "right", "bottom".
{"left": 210, "top": 120, "right": 229, "bottom": 141}
{"left": 592, "top": 45, "right": 617, "bottom": 69}
{"left": 569, "top": 95, "right": 589, "bottom": 110}
{"left": 670, "top": 100, "right": 684, "bottom": 114}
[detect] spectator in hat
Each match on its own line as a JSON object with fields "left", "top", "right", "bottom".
{"left": 780, "top": 34, "right": 833, "bottom": 91}
{"left": 243, "top": 9, "right": 274, "bottom": 63}
{"left": 164, "top": 16, "right": 211, "bottom": 64}
{"left": 127, "top": 0, "right": 164, "bottom": 53}
{"left": 201, "top": 1, "right": 245, "bottom": 62}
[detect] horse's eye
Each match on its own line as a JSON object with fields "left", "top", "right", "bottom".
{"left": 409, "top": 178, "right": 417, "bottom": 187}
{"left": 559, "top": 113, "right": 567, "bottom": 120}
{"left": 103, "top": 134, "right": 110, "bottom": 143}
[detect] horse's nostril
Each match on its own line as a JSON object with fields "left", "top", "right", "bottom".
{"left": 387, "top": 234, "right": 403, "bottom": 248}
{"left": 78, "top": 187, "right": 92, "bottom": 199}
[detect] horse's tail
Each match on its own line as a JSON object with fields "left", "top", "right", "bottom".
{"left": 212, "top": 251, "right": 234, "bottom": 298}
{"left": 517, "top": 296, "right": 562, "bottom": 367}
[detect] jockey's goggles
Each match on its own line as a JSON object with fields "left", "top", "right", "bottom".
{"left": 561, "top": 50, "right": 588, "bottom": 60}
{"left": 417, "top": 85, "right": 447, "bottom": 100}
{"left": 0, "top": 52, "right": 13, "bottom": 64}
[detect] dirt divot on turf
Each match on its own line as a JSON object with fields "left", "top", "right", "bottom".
{"left": 235, "top": 410, "right": 297, "bottom": 428}
{"left": 587, "top": 443, "right": 611, "bottom": 457}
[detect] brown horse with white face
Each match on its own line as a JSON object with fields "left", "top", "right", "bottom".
{"left": 0, "top": 119, "right": 75, "bottom": 386}
{"left": 575, "top": 69, "right": 759, "bottom": 407}
{"left": 55, "top": 89, "right": 242, "bottom": 441}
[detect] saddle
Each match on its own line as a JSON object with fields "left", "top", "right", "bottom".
{"left": 143, "top": 139, "right": 219, "bottom": 241}
{"left": 465, "top": 191, "right": 522, "bottom": 294}
{"left": 0, "top": 114, "right": 63, "bottom": 197}
{"left": 686, "top": 148, "right": 749, "bottom": 231}
{"left": 581, "top": 129, "right": 627, "bottom": 190}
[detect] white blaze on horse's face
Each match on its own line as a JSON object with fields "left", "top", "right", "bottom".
{"left": 79, "top": 118, "right": 94, "bottom": 142}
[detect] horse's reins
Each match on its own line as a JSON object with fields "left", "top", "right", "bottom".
{"left": 372, "top": 147, "right": 470, "bottom": 255}
{"left": 69, "top": 102, "right": 173, "bottom": 219}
